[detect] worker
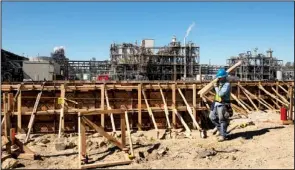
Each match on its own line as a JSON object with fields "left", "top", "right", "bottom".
{"left": 209, "top": 68, "right": 233, "bottom": 142}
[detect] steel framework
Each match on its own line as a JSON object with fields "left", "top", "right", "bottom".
{"left": 227, "top": 49, "right": 283, "bottom": 81}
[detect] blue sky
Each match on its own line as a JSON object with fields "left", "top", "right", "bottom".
{"left": 2, "top": 2, "right": 294, "bottom": 65}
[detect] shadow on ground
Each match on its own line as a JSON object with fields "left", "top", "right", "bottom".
{"left": 229, "top": 126, "right": 285, "bottom": 140}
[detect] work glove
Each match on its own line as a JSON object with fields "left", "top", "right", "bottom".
{"left": 213, "top": 83, "right": 218, "bottom": 88}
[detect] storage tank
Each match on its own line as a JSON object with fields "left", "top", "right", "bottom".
{"left": 83, "top": 73, "right": 90, "bottom": 81}
{"left": 276, "top": 70, "right": 283, "bottom": 81}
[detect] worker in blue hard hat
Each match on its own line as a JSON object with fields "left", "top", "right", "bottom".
{"left": 209, "top": 68, "right": 233, "bottom": 142}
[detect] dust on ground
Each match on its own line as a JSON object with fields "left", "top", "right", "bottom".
{"left": 3, "top": 111, "right": 294, "bottom": 169}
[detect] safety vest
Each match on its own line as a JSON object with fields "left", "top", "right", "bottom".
{"left": 214, "top": 84, "right": 223, "bottom": 102}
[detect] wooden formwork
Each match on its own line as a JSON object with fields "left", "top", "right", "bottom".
{"left": 1, "top": 80, "right": 294, "bottom": 135}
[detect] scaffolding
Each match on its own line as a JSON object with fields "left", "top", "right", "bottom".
{"left": 109, "top": 36, "right": 200, "bottom": 81}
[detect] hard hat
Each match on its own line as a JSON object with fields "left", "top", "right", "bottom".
{"left": 216, "top": 69, "right": 228, "bottom": 78}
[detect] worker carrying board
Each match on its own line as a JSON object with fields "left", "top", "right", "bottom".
{"left": 209, "top": 68, "right": 233, "bottom": 142}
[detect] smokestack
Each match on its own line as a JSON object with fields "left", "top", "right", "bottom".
{"left": 183, "top": 22, "right": 195, "bottom": 79}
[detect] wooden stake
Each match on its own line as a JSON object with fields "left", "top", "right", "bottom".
{"left": 276, "top": 82, "right": 279, "bottom": 109}
{"left": 105, "top": 89, "right": 116, "bottom": 134}
{"left": 3, "top": 93, "right": 11, "bottom": 154}
{"left": 241, "top": 88, "right": 259, "bottom": 111}
{"left": 138, "top": 84, "right": 142, "bottom": 130}
{"left": 124, "top": 111, "right": 134, "bottom": 157}
{"left": 172, "top": 84, "right": 176, "bottom": 128}
{"left": 142, "top": 89, "right": 158, "bottom": 131}
{"left": 192, "top": 84, "right": 197, "bottom": 129}
{"left": 270, "top": 98, "right": 280, "bottom": 109}
{"left": 25, "top": 81, "right": 46, "bottom": 143}
{"left": 289, "top": 87, "right": 293, "bottom": 120}
{"left": 239, "top": 97, "right": 254, "bottom": 111}
{"left": 58, "top": 84, "right": 65, "bottom": 138}
{"left": 173, "top": 108, "right": 191, "bottom": 134}
{"left": 231, "top": 93, "right": 251, "bottom": 113}
{"left": 120, "top": 112, "right": 126, "bottom": 148}
{"left": 279, "top": 85, "right": 289, "bottom": 95}
{"left": 159, "top": 84, "right": 171, "bottom": 129}
{"left": 82, "top": 116, "right": 124, "bottom": 150}
{"left": 101, "top": 84, "right": 105, "bottom": 128}
{"left": 78, "top": 113, "right": 86, "bottom": 169}
{"left": 178, "top": 88, "right": 201, "bottom": 130}
{"left": 17, "top": 89, "right": 23, "bottom": 134}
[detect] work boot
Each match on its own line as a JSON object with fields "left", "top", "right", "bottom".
{"left": 217, "top": 136, "right": 228, "bottom": 142}
{"left": 209, "top": 127, "right": 218, "bottom": 135}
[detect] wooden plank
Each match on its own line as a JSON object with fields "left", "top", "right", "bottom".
{"left": 159, "top": 84, "right": 171, "bottom": 129}
{"left": 120, "top": 113, "right": 126, "bottom": 148}
{"left": 78, "top": 113, "right": 86, "bottom": 169}
{"left": 80, "top": 160, "right": 133, "bottom": 169}
{"left": 279, "top": 85, "right": 289, "bottom": 95}
{"left": 105, "top": 89, "right": 116, "bottom": 134}
{"left": 276, "top": 82, "right": 279, "bottom": 109}
{"left": 192, "top": 84, "right": 197, "bottom": 129}
{"left": 25, "top": 82, "right": 46, "bottom": 143}
{"left": 239, "top": 85, "right": 273, "bottom": 110}
{"left": 17, "top": 153, "right": 35, "bottom": 160}
{"left": 101, "top": 85, "right": 105, "bottom": 128}
{"left": 13, "top": 83, "right": 22, "bottom": 103}
{"left": 201, "top": 97, "right": 210, "bottom": 110}
{"left": 82, "top": 116, "right": 124, "bottom": 150}
{"left": 172, "top": 84, "right": 176, "bottom": 128}
{"left": 198, "top": 60, "right": 243, "bottom": 96}
{"left": 241, "top": 87, "right": 259, "bottom": 111}
{"left": 177, "top": 88, "right": 201, "bottom": 130}
{"left": 2, "top": 106, "right": 208, "bottom": 116}
{"left": 289, "top": 87, "right": 294, "bottom": 120}
{"left": 58, "top": 84, "right": 66, "bottom": 138}
{"left": 7, "top": 93, "right": 13, "bottom": 112}
{"left": 142, "top": 89, "right": 158, "bottom": 131}
{"left": 237, "top": 81, "right": 240, "bottom": 99}
{"left": 17, "top": 90, "right": 23, "bottom": 134}
{"left": 271, "top": 98, "right": 280, "bottom": 109}
{"left": 239, "top": 97, "right": 254, "bottom": 111}
{"left": 125, "top": 111, "right": 134, "bottom": 157}
{"left": 3, "top": 93, "right": 11, "bottom": 154}
{"left": 259, "top": 85, "right": 288, "bottom": 107}
{"left": 138, "top": 84, "right": 142, "bottom": 130}
{"left": 173, "top": 108, "right": 191, "bottom": 134}
{"left": 271, "top": 87, "right": 289, "bottom": 104}
{"left": 258, "top": 87, "right": 261, "bottom": 109}
{"left": 231, "top": 93, "right": 251, "bottom": 114}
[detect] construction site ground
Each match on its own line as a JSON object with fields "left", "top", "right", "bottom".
{"left": 3, "top": 111, "right": 294, "bottom": 169}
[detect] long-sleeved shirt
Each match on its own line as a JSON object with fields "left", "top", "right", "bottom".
{"left": 214, "top": 81, "right": 231, "bottom": 107}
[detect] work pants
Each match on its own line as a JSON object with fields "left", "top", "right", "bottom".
{"left": 209, "top": 104, "right": 229, "bottom": 138}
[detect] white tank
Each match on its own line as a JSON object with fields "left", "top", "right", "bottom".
{"left": 276, "top": 71, "right": 283, "bottom": 81}
{"left": 83, "top": 74, "right": 90, "bottom": 81}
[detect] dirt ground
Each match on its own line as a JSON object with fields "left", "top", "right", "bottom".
{"left": 3, "top": 111, "right": 294, "bottom": 169}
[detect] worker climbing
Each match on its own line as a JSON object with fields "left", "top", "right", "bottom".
{"left": 209, "top": 68, "right": 233, "bottom": 142}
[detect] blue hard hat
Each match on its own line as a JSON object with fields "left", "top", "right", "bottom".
{"left": 216, "top": 68, "right": 228, "bottom": 78}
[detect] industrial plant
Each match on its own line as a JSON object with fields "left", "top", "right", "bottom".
{"left": 1, "top": 36, "right": 293, "bottom": 82}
